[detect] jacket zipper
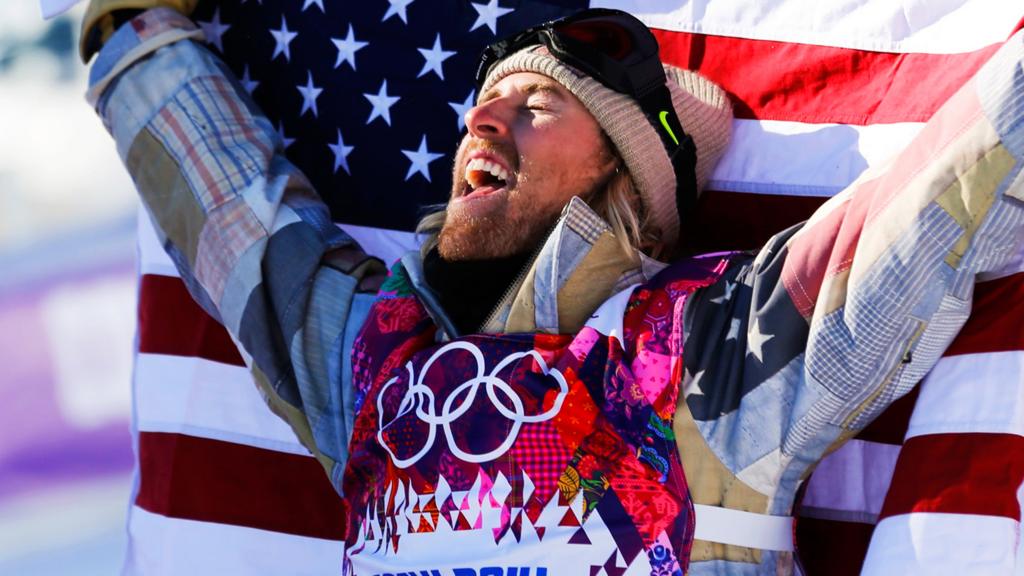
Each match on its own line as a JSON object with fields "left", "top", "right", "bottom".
{"left": 477, "top": 224, "right": 554, "bottom": 333}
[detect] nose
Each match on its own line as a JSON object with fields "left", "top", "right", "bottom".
{"left": 465, "top": 98, "right": 510, "bottom": 139}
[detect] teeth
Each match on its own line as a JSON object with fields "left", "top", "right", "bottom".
{"left": 464, "top": 157, "right": 509, "bottom": 189}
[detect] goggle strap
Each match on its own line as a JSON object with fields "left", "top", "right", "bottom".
{"left": 638, "top": 86, "right": 699, "bottom": 251}
{"left": 672, "top": 137, "right": 699, "bottom": 253}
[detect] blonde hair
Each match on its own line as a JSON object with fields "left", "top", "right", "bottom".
{"left": 589, "top": 165, "right": 666, "bottom": 260}
{"left": 417, "top": 163, "right": 666, "bottom": 261}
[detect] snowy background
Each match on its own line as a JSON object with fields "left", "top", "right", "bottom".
{"left": 0, "top": 1, "right": 136, "bottom": 574}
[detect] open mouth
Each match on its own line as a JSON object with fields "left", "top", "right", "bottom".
{"left": 461, "top": 157, "right": 511, "bottom": 199}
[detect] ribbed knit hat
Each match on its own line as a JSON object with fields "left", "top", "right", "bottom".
{"left": 481, "top": 46, "right": 733, "bottom": 246}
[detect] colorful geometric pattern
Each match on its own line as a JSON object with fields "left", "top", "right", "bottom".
{"left": 343, "top": 256, "right": 733, "bottom": 574}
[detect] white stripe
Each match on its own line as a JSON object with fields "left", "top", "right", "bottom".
{"left": 906, "top": 351, "right": 1024, "bottom": 440}
{"left": 134, "top": 353, "right": 310, "bottom": 456}
{"left": 799, "top": 439, "right": 901, "bottom": 519}
{"left": 594, "top": 0, "right": 1021, "bottom": 54}
{"left": 712, "top": 120, "right": 922, "bottom": 196}
{"left": 861, "top": 512, "right": 1021, "bottom": 576}
{"left": 693, "top": 504, "right": 793, "bottom": 551}
{"left": 138, "top": 207, "right": 179, "bottom": 278}
{"left": 122, "top": 506, "right": 342, "bottom": 576}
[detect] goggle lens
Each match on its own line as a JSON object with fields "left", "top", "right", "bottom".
{"left": 553, "top": 19, "right": 635, "bottom": 62}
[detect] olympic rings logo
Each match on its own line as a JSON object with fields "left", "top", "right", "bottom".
{"left": 376, "top": 341, "right": 569, "bottom": 468}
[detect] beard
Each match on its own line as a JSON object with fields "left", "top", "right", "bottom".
{"left": 438, "top": 134, "right": 616, "bottom": 261}
{"left": 436, "top": 187, "right": 556, "bottom": 260}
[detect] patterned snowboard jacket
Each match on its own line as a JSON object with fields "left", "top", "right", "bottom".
{"left": 87, "top": 9, "right": 1024, "bottom": 575}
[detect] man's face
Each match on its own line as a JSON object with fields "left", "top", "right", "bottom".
{"left": 439, "top": 72, "right": 616, "bottom": 260}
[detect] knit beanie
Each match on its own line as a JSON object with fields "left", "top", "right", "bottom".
{"left": 480, "top": 46, "right": 733, "bottom": 246}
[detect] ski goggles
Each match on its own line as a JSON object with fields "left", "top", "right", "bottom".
{"left": 474, "top": 8, "right": 699, "bottom": 247}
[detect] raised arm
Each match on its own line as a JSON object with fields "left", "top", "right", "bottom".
{"left": 675, "top": 26, "right": 1024, "bottom": 565}
{"left": 87, "top": 8, "right": 386, "bottom": 493}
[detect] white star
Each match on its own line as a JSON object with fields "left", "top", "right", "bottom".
{"left": 331, "top": 24, "right": 368, "bottom": 70}
{"left": 363, "top": 80, "right": 400, "bottom": 126}
{"left": 240, "top": 65, "right": 259, "bottom": 94}
{"left": 198, "top": 7, "right": 231, "bottom": 52}
{"left": 382, "top": 0, "right": 414, "bottom": 24}
{"left": 328, "top": 130, "right": 354, "bottom": 175}
{"left": 469, "top": 0, "right": 514, "bottom": 34}
{"left": 276, "top": 122, "right": 295, "bottom": 150}
{"left": 401, "top": 135, "right": 444, "bottom": 182}
{"left": 747, "top": 318, "right": 775, "bottom": 363}
{"left": 682, "top": 369, "right": 705, "bottom": 398}
{"left": 302, "top": 0, "right": 325, "bottom": 12}
{"left": 417, "top": 34, "right": 456, "bottom": 80}
{"left": 725, "top": 317, "right": 742, "bottom": 341}
{"left": 448, "top": 89, "right": 475, "bottom": 131}
{"left": 296, "top": 71, "right": 323, "bottom": 118}
{"left": 711, "top": 281, "right": 736, "bottom": 304}
{"left": 270, "top": 16, "right": 298, "bottom": 62}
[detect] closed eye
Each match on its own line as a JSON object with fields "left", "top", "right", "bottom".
{"left": 524, "top": 99, "right": 556, "bottom": 113}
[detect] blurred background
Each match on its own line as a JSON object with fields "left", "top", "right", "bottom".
{"left": 0, "top": 1, "right": 137, "bottom": 573}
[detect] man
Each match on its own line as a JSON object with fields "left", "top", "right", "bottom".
{"left": 84, "top": 5, "right": 1024, "bottom": 575}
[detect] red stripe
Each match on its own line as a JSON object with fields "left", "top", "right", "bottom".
{"left": 794, "top": 515, "right": 873, "bottom": 576}
{"left": 135, "top": 431, "right": 347, "bottom": 540}
{"left": 692, "top": 190, "right": 827, "bottom": 253}
{"left": 138, "top": 274, "right": 244, "bottom": 366}
{"left": 945, "top": 272, "right": 1024, "bottom": 357}
{"left": 654, "top": 30, "right": 1000, "bottom": 124}
{"left": 878, "top": 433, "right": 1024, "bottom": 521}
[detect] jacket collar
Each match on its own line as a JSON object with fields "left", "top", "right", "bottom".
{"left": 403, "top": 196, "right": 666, "bottom": 338}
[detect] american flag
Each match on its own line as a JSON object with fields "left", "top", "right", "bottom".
{"left": 112, "top": 0, "right": 1024, "bottom": 574}
{"left": 190, "top": 0, "right": 584, "bottom": 231}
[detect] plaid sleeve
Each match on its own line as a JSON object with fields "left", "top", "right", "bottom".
{"left": 89, "top": 8, "right": 386, "bottom": 494}
{"left": 679, "top": 27, "right": 1024, "bottom": 528}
